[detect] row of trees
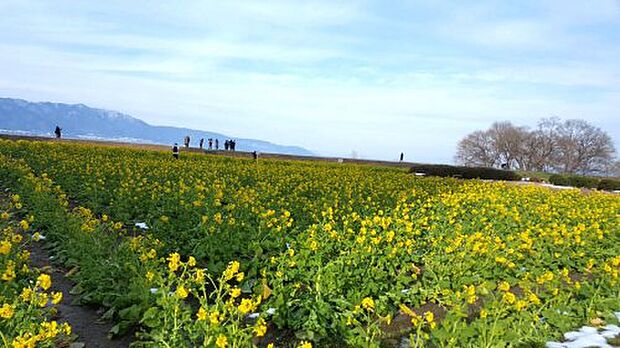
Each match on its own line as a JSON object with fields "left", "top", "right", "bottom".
{"left": 455, "top": 118, "right": 617, "bottom": 175}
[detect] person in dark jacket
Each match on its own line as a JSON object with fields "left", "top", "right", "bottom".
{"left": 215, "top": 139, "right": 219, "bottom": 150}
{"left": 208, "top": 138, "right": 213, "bottom": 150}
{"left": 172, "top": 143, "right": 179, "bottom": 159}
{"left": 400, "top": 152, "right": 404, "bottom": 162}
{"left": 199, "top": 138, "right": 204, "bottom": 149}
{"left": 54, "top": 126, "right": 62, "bottom": 139}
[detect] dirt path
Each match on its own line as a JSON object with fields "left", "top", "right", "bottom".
{"left": 27, "top": 231, "right": 134, "bottom": 347}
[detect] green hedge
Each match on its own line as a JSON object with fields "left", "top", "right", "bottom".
{"left": 549, "top": 174, "right": 620, "bottom": 191}
{"left": 409, "top": 164, "right": 521, "bottom": 181}
{"left": 597, "top": 178, "right": 620, "bottom": 191}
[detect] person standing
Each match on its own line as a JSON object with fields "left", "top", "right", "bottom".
{"left": 400, "top": 152, "right": 404, "bottom": 162}
{"left": 199, "top": 138, "right": 204, "bottom": 149}
{"left": 224, "top": 140, "right": 229, "bottom": 151}
{"left": 172, "top": 143, "right": 179, "bottom": 159}
{"left": 215, "top": 139, "right": 219, "bottom": 150}
{"left": 54, "top": 125, "right": 62, "bottom": 139}
{"left": 208, "top": 138, "right": 213, "bottom": 150}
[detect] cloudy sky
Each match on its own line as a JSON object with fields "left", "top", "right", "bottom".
{"left": 1, "top": 1, "right": 619, "bottom": 162}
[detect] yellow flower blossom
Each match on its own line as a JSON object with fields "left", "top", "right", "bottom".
{"left": 209, "top": 310, "right": 221, "bottom": 325}
{"left": 238, "top": 298, "right": 254, "bottom": 314}
{"left": 254, "top": 318, "right": 267, "bottom": 337}
{"left": 216, "top": 334, "right": 228, "bottom": 348}
{"left": 167, "top": 252, "right": 181, "bottom": 272}
{"left": 51, "top": 292, "right": 63, "bottom": 305}
{"left": 37, "top": 274, "right": 52, "bottom": 291}
{"left": 0, "top": 303, "right": 14, "bottom": 318}
{"left": 361, "top": 297, "right": 375, "bottom": 311}
{"left": 175, "top": 285, "right": 189, "bottom": 299}
{"left": 196, "top": 307, "right": 207, "bottom": 321}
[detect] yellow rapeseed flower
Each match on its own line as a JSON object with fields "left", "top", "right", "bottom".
{"left": 51, "top": 292, "right": 63, "bottom": 304}
{"left": 167, "top": 252, "right": 181, "bottom": 272}
{"left": 0, "top": 240, "right": 11, "bottom": 255}
{"left": 175, "top": 285, "right": 189, "bottom": 299}
{"left": 37, "top": 274, "right": 52, "bottom": 291}
{"left": 230, "top": 287, "right": 241, "bottom": 298}
{"left": 298, "top": 341, "right": 312, "bottom": 348}
{"left": 209, "top": 310, "right": 220, "bottom": 325}
{"left": 502, "top": 292, "right": 516, "bottom": 304}
{"left": 0, "top": 303, "right": 14, "bottom": 318}
{"left": 216, "top": 334, "right": 228, "bottom": 348}
{"left": 254, "top": 318, "right": 267, "bottom": 337}
{"left": 361, "top": 297, "right": 375, "bottom": 311}
{"left": 238, "top": 298, "right": 254, "bottom": 314}
{"left": 196, "top": 307, "right": 207, "bottom": 321}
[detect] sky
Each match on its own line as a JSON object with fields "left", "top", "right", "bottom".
{"left": 0, "top": 1, "right": 619, "bottom": 163}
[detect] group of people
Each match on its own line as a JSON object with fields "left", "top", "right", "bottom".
{"left": 182, "top": 136, "right": 238, "bottom": 151}
{"left": 224, "top": 139, "right": 236, "bottom": 151}
{"left": 172, "top": 136, "right": 241, "bottom": 159}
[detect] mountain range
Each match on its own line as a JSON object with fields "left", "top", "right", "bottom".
{"left": 0, "top": 97, "right": 313, "bottom": 156}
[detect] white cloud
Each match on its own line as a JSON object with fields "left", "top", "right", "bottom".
{"left": 0, "top": 0, "right": 618, "bottom": 162}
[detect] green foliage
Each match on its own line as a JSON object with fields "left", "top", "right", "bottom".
{"left": 1, "top": 139, "right": 619, "bottom": 347}
{"left": 549, "top": 173, "right": 620, "bottom": 191}
{"left": 548, "top": 174, "right": 570, "bottom": 186}
{"left": 597, "top": 178, "right": 620, "bottom": 191}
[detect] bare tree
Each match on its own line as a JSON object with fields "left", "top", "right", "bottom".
{"left": 455, "top": 117, "right": 616, "bottom": 174}
{"left": 554, "top": 119, "right": 615, "bottom": 174}
{"left": 488, "top": 121, "right": 531, "bottom": 170}
{"left": 606, "top": 160, "right": 620, "bottom": 177}
{"left": 455, "top": 130, "right": 496, "bottom": 167}
{"left": 520, "top": 118, "right": 561, "bottom": 172}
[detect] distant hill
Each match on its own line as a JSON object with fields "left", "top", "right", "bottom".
{"left": 0, "top": 97, "right": 313, "bottom": 156}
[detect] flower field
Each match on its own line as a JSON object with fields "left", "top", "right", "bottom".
{"left": 0, "top": 192, "right": 72, "bottom": 347}
{"left": 0, "top": 139, "right": 618, "bottom": 347}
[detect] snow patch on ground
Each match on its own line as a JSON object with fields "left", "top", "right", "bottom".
{"left": 546, "top": 323, "right": 620, "bottom": 348}
{"left": 540, "top": 183, "right": 577, "bottom": 190}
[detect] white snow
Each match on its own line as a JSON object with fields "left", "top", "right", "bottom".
{"left": 540, "top": 183, "right": 577, "bottom": 190}
{"left": 247, "top": 307, "right": 276, "bottom": 319}
{"left": 546, "top": 325, "right": 619, "bottom": 348}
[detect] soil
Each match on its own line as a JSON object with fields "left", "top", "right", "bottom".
{"left": 27, "top": 234, "right": 134, "bottom": 347}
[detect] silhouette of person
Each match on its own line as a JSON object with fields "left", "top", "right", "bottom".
{"left": 208, "top": 138, "right": 213, "bottom": 150}
{"left": 215, "top": 139, "right": 219, "bottom": 150}
{"left": 252, "top": 151, "right": 258, "bottom": 160}
{"left": 231, "top": 140, "right": 236, "bottom": 151}
{"left": 400, "top": 153, "right": 404, "bottom": 162}
{"left": 199, "top": 138, "right": 204, "bottom": 149}
{"left": 172, "top": 143, "right": 179, "bottom": 159}
{"left": 224, "top": 140, "right": 229, "bottom": 151}
{"left": 54, "top": 126, "right": 62, "bottom": 139}
{"left": 184, "top": 136, "right": 190, "bottom": 148}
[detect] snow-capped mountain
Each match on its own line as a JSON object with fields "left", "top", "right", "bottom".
{"left": 0, "top": 97, "right": 313, "bottom": 155}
